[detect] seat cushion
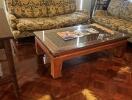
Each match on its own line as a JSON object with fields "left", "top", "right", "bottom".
{"left": 93, "top": 15, "right": 132, "bottom": 35}
{"left": 17, "top": 11, "right": 89, "bottom": 31}
{"left": 118, "top": 25, "right": 132, "bottom": 35}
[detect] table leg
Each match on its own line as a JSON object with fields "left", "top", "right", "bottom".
{"left": 113, "top": 44, "right": 127, "bottom": 58}
{"left": 35, "top": 39, "right": 48, "bottom": 74}
{"left": 3, "top": 39, "right": 20, "bottom": 100}
{"left": 35, "top": 39, "right": 44, "bottom": 55}
{"left": 35, "top": 42, "right": 44, "bottom": 66}
{"left": 51, "top": 58, "right": 63, "bottom": 79}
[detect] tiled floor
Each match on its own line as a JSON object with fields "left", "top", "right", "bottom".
{"left": 0, "top": 42, "right": 132, "bottom": 100}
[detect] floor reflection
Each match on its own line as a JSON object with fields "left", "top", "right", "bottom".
{"left": 0, "top": 42, "right": 132, "bottom": 100}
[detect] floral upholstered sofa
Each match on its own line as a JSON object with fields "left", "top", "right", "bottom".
{"left": 93, "top": 0, "right": 132, "bottom": 36}
{"left": 5, "top": 0, "right": 89, "bottom": 39}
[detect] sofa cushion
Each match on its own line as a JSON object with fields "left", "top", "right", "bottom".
{"left": 6, "top": 0, "right": 76, "bottom": 18}
{"left": 93, "top": 16, "right": 117, "bottom": 30}
{"left": 12, "top": 30, "right": 34, "bottom": 39}
{"left": 119, "top": 0, "right": 132, "bottom": 21}
{"left": 108, "top": 0, "right": 132, "bottom": 21}
{"left": 6, "top": 0, "right": 48, "bottom": 18}
{"left": 47, "top": 0, "right": 65, "bottom": 17}
{"left": 63, "top": 0, "right": 76, "bottom": 14}
{"left": 47, "top": 0, "right": 76, "bottom": 17}
{"left": 17, "top": 11, "right": 89, "bottom": 31}
{"left": 93, "top": 10, "right": 108, "bottom": 17}
{"left": 93, "top": 15, "right": 132, "bottom": 34}
{"left": 7, "top": 13, "right": 18, "bottom": 29}
{"left": 118, "top": 25, "right": 132, "bottom": 35}
{"left": 107, "top": 0, "right": 123, "bottom": 18}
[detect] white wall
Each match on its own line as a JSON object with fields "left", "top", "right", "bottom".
{"left": 76, "top": 0, "right": 91, "bottom": 12}
{"left": 76, "top": 0, "right": 96, "bottom": 13}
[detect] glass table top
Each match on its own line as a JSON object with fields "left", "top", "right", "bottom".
{"left": 34, "top": 25, "right": 129, "bottom": 56}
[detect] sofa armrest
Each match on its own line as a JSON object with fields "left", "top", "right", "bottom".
{"left": 11, "top": 30, "right": 34, "bottom": 39}
{"left": 93, "top": 10, "right": 108, "bottom": 17}
{"left": 7, "top": 13, "right": 18, "bottom": 29}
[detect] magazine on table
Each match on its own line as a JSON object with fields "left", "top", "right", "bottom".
{"left": 57, "top": 28, "right": 99, "bottom": 40}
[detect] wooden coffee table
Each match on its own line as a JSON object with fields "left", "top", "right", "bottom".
{"left": 34, "top": 24, "right": 129, "bottom": 79}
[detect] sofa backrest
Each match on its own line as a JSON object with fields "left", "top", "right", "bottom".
{"left": 107, "top": 0, "right": 132, "bottom": 21}
{"left": 107, "top": 0, "right": 122, "bottom": 18}
{"left": 120, "top": 0, "right": 132, "bottom": 21}
{"left": 6, "top": 0, "right": 76, "bottom": 18}
{"left": 48, "top": 0, "right": 76, "bottom": 17}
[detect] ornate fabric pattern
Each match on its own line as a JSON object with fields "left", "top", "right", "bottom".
{"left": 16, "top": 11, "right": 89, "bottom": 31}
{"left": 107, "top": 0, "right": 132, "bottom": 21}
{"left": 93, "top": 10, "right": 108, "bottom": 17}
{"left": 47, "top": 0, "right": 76, "bottom": 17}
{"left": 6, "top": 0, "right": 89, "bottom": 39}
{"left": 47, "top": 0, "right": 63, "bottom": 17}
{"left": 93, "top": 0, "right": 132, "bottom": 35}
{"left": 107, "top": 0, "right": 123, "bottom": 18}
{"left": 6, "top": 0, "right": 48, "bottom": 18}
{"left": 6, "top": 0, "right": 76, "bottom": 18}
{"left": 118, "top": 25, "right": 132, "bottom": 35}
{"left": 12, "top": 30, "right": 34, "bottom": 39}
{"left": 119, "top": 0, "right": 132, "bottom": 21}
{"left": 63, "top": 0, "right": 76, "bottom": 14}
{"left": 93, "top": 15, "right": 132, "bottom": 35}
{"left": 127, "top": 26, "right": 132, "bottom": 35}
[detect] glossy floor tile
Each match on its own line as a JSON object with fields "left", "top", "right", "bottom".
{"left": 0, "top": 42, "right": 132, "bottom": 100}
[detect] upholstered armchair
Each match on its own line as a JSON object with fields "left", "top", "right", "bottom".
{"left": 92, "top": 0, "right": 132, "bottom": 36}
{"left": 5, "top": 0, "right": 90, "bottom": 39}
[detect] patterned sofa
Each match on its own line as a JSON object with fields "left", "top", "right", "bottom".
{"left": 5, "top": 0, "right": 89, "bottom": 39}
{"left": 93, "top": 0, "right": 132, "bottom": 36}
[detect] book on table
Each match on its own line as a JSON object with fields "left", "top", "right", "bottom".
{"left": 57, "top": 28, "right": 99, "bottom": 40}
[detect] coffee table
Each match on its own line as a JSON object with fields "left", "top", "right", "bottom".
{"left": 34, "top": 24, "right": 129, "bottom": 79}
